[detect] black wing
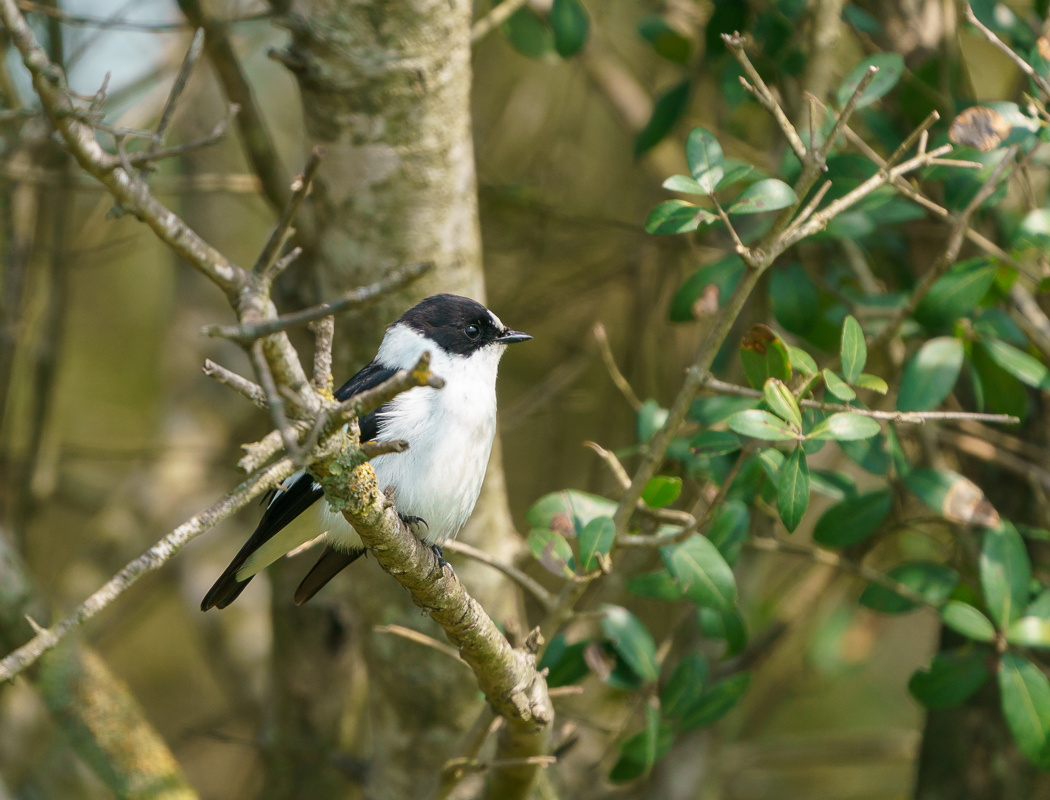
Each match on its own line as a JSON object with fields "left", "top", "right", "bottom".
{"left": 201, "top": 361, "right": 399, "bottom": 611}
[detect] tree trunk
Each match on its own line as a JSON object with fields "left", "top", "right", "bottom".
{"left": 265, "top": 2, "right": 525, "bottom": 797}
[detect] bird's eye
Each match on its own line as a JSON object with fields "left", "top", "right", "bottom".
{"left": 464, "top": 324, "right": 481, "bottom": 340}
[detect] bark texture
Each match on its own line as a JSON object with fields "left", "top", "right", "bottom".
{"left": 269, "top": 2, "right": 527, "bottom": 797}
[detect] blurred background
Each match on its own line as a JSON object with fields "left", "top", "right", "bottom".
{"left": 0, "top": 0, "right": 1041, "bottom": 798}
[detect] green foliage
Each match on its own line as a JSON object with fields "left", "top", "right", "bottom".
{"left": 909, "top": 648, "right": 990, "bottom": 710}
{"left": 859, "top": 562, "right": 959, "bottom": 614}
{"left": 839, "top": 315, "right": 866, "bottom": 384}
{"left": 726, "top": 409, "right": 798, "bottom": 441}
{"left": 578, "top": 516, "right": 615, "bottom": 571}
{"left": 643, "top": 476, "right": 682, "bottom": 508}
{"left": 685, "top": 127, "right": 724, "bottom": 193}
{"left": 776, "top": 445, "right": 809, "bottom": 533}
{"left": 550, "top": 0, "right": 589, "bottom": 57}
{"left": 913, "top": 257, "right": 997, "bottom": 329}
{"left": 813, "top": 490, "right": 892, "bottom": 548}
{"left": 539, "top": 634, "right": 591, "bottom": 687}
{"left": 499, "top": 4, "right": 555, "bottom": 58}
{"left": 942, "top": 601, "right": 996, "bottom": 642}
{"left": 679, "top": 672, "right": 752, "bottom": 730}
{"left": 897, "top": 337, "right": 964, "bottom": 411}
{"left": 999, "top": 653, "right": 1050, "bottom": 768}
{"left": 835, "top": 53, "right": 905, "bottom": 108}
{"left": 635, "top": 81, "right": 690, "bottom": 156}
{"left": 806, "top": 412, "right": 880, "bottom": 441}
{"left": 728, "top": 179, "right": 797, "bottom": 214}
{"left": 601, "top": 605, "right": 660, "bottom": 682}
{"left": 661, "top": 536, "right": 738, "bottom": 611}
{"left": 528, "top": 529, "right": 575, "bottom": 577}
{"left": 637, "top": 15, "right": 691, "bottom": 64}
{"left": 981, "top": 523, "right": 1031, "bottom": 628}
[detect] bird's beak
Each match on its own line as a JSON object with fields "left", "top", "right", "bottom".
{"left": 497, "top": 329, "right": 532, "bottom": 344}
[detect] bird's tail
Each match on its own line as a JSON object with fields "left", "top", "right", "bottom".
{"left": 294, "top": 545, "right": 365, "bottom": 605}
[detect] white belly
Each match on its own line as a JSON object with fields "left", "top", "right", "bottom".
{"left": 323, "top": 349, "right": 499, "bottom": 548}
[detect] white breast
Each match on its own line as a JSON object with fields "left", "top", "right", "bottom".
{"left": 320, "top": 324, "right": 504, "bottom": 548}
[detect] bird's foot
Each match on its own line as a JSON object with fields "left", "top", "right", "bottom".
{"left": 431, "top": 544, "right": 455, "bottom": 578}
{"left": 398, "top": 513, "right": 429, "bottom": 533}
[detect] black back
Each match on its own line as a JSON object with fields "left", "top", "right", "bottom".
{"left": 200, "top": 361, "right": 398, "bottom": 611}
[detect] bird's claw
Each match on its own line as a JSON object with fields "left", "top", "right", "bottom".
{"left": 431, "top": 544, "right": 454, "bottom": 578}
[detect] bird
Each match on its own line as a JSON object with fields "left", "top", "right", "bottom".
{"left": 200, "top": 293, "right": 531, "bottom": 611}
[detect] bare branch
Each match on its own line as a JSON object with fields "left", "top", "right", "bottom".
{"left": 0, "top": 454, "right": 301, "bottom": 681}
{"left": 124, "top": 103, "right": 238, "bottom": 167}
{"left": 143, "top": 27, "right": 205, "bottom": 164}
{"left": 441, "top": 540, "right": 556, "bottom": 612}
{"left": 202, "top": 358, "right": 267, "bottom": 408}
{"left": 374, "top": 624, "right": 469, "bottom": 665}
{"left": 361, "top": 439, "right": 409, "bottom": 459}
{"left": 254, "top": 146, "right": 323, "bottom": 280}
{"left": 592, "top": 322, "right": 642, "bottom": 411}
{"left": 203, "top": 262, "right": 433, "bottom": 343}
{"left": 250, "top": 340, "right": 301, "bottom": 460}
{"left": 699, "top": 375, "right": 1019, "bottom": 425}
{"left": 310, "top": 315, "right": 335, "bottom": 391}
{"left": 963, "top": 3, "right": 1050, "bottom": 100}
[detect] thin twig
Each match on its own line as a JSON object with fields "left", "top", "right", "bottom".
{"left": 250, "top": 340, "right": 300, "bottom": 459}
{"left": 700, "top": 375, "right": 1019, "bottom": 424}
{"left": 963, "top": 4, "right": 1050, "bottom": 100}
{"left": 872, "top": 145, "right": 1022, "bottom": 349}
{"left": 441, "top": 540, "right": 556, "bottom": 611}
{"left": 202, "top": 358, "right": 267, "bottom": 408}
{"left": 360, "top": 440, "right": 409, "bottom": 459}
{"left": 204, "top": 262, "right": 433, "bottom": 342}
{"left": 144, "top": 28, "right": 204, "bottom": 163}
{"left": 374, "top": 624, "right": 469, "bottom": 666}
{"left": 125, "top": 103, "right": 238, "bottom": 167}
{"left": 17, "top": 0, "right": 272, "bottom": 31}
{"left": 0, "top": 454, "right": 301, "bottom": 681}
{"left": 592, "top": 322, "right": 642, "bottom": 411}
{"left": 253, "top": 146, "right": 323, "bottom": 279}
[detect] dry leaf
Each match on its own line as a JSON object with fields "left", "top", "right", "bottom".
{"left": 948, "top": 106, "right": 1011, "bottom": 152}
{"left": 943, "top": 474, "right": 1001, "bottom": 528}
{"left": 1039, "top": 35, "right": 1050, "bottom": 62}
{"left": 741, "top": 323, "right": 778, "bottom": 355}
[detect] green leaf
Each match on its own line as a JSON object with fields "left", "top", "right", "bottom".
{"left": 644, "top": 199, "right": 716, "bottom": 235}
{"left": 662, "top": 653, "right": 709, "bottom": 718}
{"left": 840, "top": 315, "right": 867, "bottom": 383}
{"left": 806, "top": 412, "right": 881, "bottom": 441}
{"left": 726, "top": 409, "right": 798, "bottom": 441}
{"left": 904, "top": 468, "right": 1001, "bottom": 527}
{"left": 635, "top": 81, "right": 690, "bottom": 156}
{"left": 853, "top": 373, "right": 889, "bottom": 394}
{"left": 981, "top": 337, "right": 1050, "bottom": 389}
{"left": 600, "top": 605, "right": 659, "bottom": 682}
{"left": 1007, "top": 617, "right": 1050, "bottom": 649}
{"left": 637, "top": 15, "right": 691, "bottom": 64}
{"left": 609, "top": 722, "right": 675, "bottom": 783}
{"left": 689, "top": 430, "right": 742, "bottom": 456}
{"left": 822, "top": 369, "right": 856, "bottom": 401}
{"left": 909, "top": 648, "right": 990, "bottom": 710}
{"left": 740, "top": 325, "right": 792, "bottom": 388}
{"left": 661, "top": 536, "right": 737, "bottom": 611}
{"left": 763, "top": 378, "right": 802, "bottom": 430}
{"left": 770, "top": 264, "right": 820, "bottom": 336}
{"left": 685, "top": 126, "right": 724, "bottom": 192}
{"left": 626, "top": 570, "right": 684, "bottom": 601}
{"left": 813, "top": 489, "right": 892, "bottom": 547}
{"left": 643, "top": 476, "right": 682, "bottom": 508}
{"left": 860, "top": 562, "right": 959, "bottom": 614}
{"left": 578, "top": 516, "right": 615, "bottom": 572}
{"left": 981, "top": 523, "right": 1031, "bottom": 628}
{"left": 637, "top": 398, "right": 668, "bottom": 443}
{"left": 914, "top": 257, "right": 997, "bottom": 329}
{"left": 942, "top": 601, "right": 996, "bottom": 642}
{"left": 500, "top": 4, "right": 555, "bottom": 58}
{"left": 550, "top": 0, "right": 589, "bottom": 56}
{"left": 999, "top": 653, "right": 1050, "bottom": 768}
{"left": 538, "top": 635, "right": 591, "bottom": 687}
{"left": 835, "top": 53, "right": 905, "bottom": 109}
{"left": 697, "top": 606, "right": 748, "bottom": 656}
{"left": 642, "top": 698, "right": 661, "bottom": 774}
{"left": 788, "top": 346, "right": 819, "bottom": 376}
{"left": 527, "top": 529, "right": 576, "bottom": 578}
{"left": 526, "top": 490, "right": 618, "bottom": 535}
{"left": 728, "top": 179, "right": 798, "bottom": 215}
{"left": 679, "top": 672, "right": 751, "bottom": 731}
{"left": 662, "top": 174, "right": 710, "bottom": 195}
{"left": 897, "top": 337, "right": 963, "bottom": 411}
{"left": 707, "top": 500, "right": 750, "bottom": 566}
{"left": 972, "top": 341, "right": 1029, "bottom": 420}
{"left": 777, "top": 445, "right": 810, "bottom": 533}
{"left": 715, "top": 162, "right": 754, "bottom": 190}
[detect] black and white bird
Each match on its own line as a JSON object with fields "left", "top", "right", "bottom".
{"left": 201, "top": 294, "right": 531, "bottom": 611}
